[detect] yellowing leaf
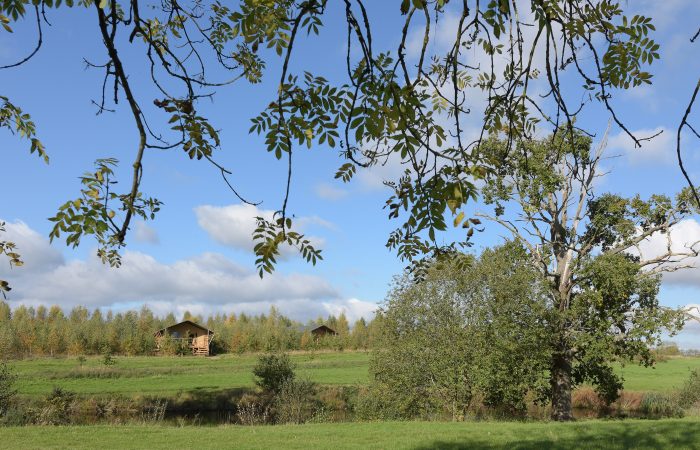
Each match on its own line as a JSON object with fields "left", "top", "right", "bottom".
{"left": 454, "top": 211, "right": 465, "bottom": 227}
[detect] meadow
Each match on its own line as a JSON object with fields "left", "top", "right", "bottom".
{"left": 10, "top": 351, "right": 700, "bottom": 398}
{"left": 11, "top": 351, "right": 371, "bottom": 397}
{"left": 5, "top": 353, "right": 700, "bottom": 447}
{"left": 3, "top": 418, "right": 700, "bottom": 449}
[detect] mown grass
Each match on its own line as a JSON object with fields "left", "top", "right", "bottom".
{"left": 11, "top": 352, "right": 700, "bottom": 398}
{"left": 3, "top": 418, "right": 700, "bottom": 449}
{"left": 12, "top": 351, "right": 370, "bottom": 397}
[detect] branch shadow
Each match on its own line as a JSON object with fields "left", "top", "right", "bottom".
{"left": 411, "top": 420, "right": 700, "bottom": 450}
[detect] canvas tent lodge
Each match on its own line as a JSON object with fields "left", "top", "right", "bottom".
{"left": 154, "top": 320, "right": 214, "bottom": 356}
{"left": 311, "top": 325, "right": 337, "bottom": 338}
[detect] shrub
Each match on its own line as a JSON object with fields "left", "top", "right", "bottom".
{"left": 318, "top": 385, "right": 358, "bottom": 420}
{"left": 102, "top": 351, "right": 117, "bottom": 366}
{"left": 0, "top": 362, "right": 17, "bottom": 417}
{"left": 274, "top": 378, "right": 319, "bottom": 424}
{"left": 158, "top": 333, "right": 190, "bottom": 356}
{"left": 92, "top": 398, "right": 120, "bottom": 421}
{"left": 354, "top": 386, "right": 403, "bottom": 421}
{"left": 677, "top": 369, "right": 700, "bottom": 409}
{"left": 236, "top": 393, "right": 270, "bottom": 425}
{"left": 253, "top": 352, "right": 295, "bottom": 394}
{"left": 36, "top": 387, "right": 77, "bottom": 425}
{"left": 0, "top": 404, "right": 31, "bottom": 426}
{"left": 572, "top": 387, "right": 605, "bottom": 411}
{"left": 614, "top": 391, "right": 644, "bottom": 415}
{"left": 639, "top": 392, "right": 683, "bottom": 418}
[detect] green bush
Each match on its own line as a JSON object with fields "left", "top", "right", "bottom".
{"left": 253, "top": 352, "right": 295, "bottom": 394}
{"left": 274, "top": 378, "right": 319, "bottom": 424}
{"left": 102, "top": 351, "right": 117, "bottom": 366}
{"left": 0, "top": 404, "right": 31, "bottom": 426}
{"left": 354, "top": 386, "right": 404, "bottom": 421}
{"left": 368, "top": 243, "right": 551, "bottom": 420}
{"left": 677, "top": 369, "right": 700, "bottom": 409}
{"left": 0, "top": 361, "right": 17, "bottom": 418}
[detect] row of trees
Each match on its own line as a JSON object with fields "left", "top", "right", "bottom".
{"left": 0, "top": 303, "right": 378, "bottom": 358}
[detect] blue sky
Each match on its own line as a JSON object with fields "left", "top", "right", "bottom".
{"left": 2, "top": 1, "right": 700, "bottom": 346}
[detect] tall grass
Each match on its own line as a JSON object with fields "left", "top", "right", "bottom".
{"left": 46, "top": 366, "right": 187, "bottom": 380}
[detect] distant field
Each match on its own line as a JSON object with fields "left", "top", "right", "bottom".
{"left": 10, "top": 352, "right": 700, "bottom": 397}
{"left": 12, "top": 351, "right": 370, "bottom": 397}
{"left": 4, "top": 419, "right": 700, "bottom": 449}
{"left": 617, "top": 357, "right": 700, "bottom": 392}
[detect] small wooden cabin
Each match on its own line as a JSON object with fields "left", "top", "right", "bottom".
{"left": 154, "top": 320, "right": 214, "bottom": 356}
{"left": 311, "top": 325, "right": 337, "bottom": 338}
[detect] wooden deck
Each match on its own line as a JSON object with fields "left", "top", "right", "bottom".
{"left": 155, "top": 337, "right": 211, "bottom": 356}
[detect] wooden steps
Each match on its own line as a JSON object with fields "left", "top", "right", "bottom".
{"left": 192, "top": 347, "right": 209, "bottom": 356}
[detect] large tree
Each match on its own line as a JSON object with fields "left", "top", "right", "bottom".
{"left": 478, "top": 129, "right": 696, "bottom": 420}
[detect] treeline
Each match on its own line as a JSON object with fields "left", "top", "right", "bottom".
{"left": 0, "top": 302, "right": 379, "bottom": 358}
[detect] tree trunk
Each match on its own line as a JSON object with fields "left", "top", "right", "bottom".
{"left": 551, "top": 350, "right": 574, "bottom": 421}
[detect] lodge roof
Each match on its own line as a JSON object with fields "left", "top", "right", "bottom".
{"left": 311, "top": 325, "right": 337, "bottom": 335}
{"left": 155, "top": 320, "right": 214, "bottom": 336}
{"left": 298, "top": 324, "right": 337, "bottom": 334}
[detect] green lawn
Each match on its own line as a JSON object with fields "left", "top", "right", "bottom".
{"left": 3, "top": 419, "right": 700, "bottom": 449}
{"left": 616, "top": 357, "right": 700, "bottom": 392}
{"left": 12, "top": 352, "right": 370, "bottom": 397}
{"left": 11, "top": 352, "right": 700, "bottom": 398}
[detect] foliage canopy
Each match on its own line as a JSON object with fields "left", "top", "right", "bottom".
{"left": 2, "top": 0, "right": 699, "bottom": 278}
{"left": 368, "top": 242, "right": 551, "bottom": 419}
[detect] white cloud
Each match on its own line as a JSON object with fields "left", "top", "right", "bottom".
{"left": 1, "top": 219, "right": 376, "bottom": 322}
{"left": 355, "top": 157, "right": 407, "bottom": 191}
{"left": 195, "top": 204, "right": 263, "bottom": 251}
{"left": 0, "top": 220, "right": 64, "bottom": 275}
{"left": 685, "top": 304, "right": 700, "bottom": 322}
{"left": 608, "top": 127, "right": 674, "bottom": 164}
{"left": 195, "top": 204, "right": 328, "bottom": 255}
{"left": 670, "top": 303, "right": 700, "bottom": 350}
{"left": 322, "top": 297, "right": 378, "bottom": 323}
{"left": 632, "top": 219, "right": 700, "bottom": 286}
{"left": 134, "top": 221, "right": 159, "bottom": 244}
{"left": 315, "top": 182, "right": 349, "bottom": 201}
{"left": 406, "top": 9, "right": 462, "bottom": 60}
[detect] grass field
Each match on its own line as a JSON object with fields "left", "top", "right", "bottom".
{"left": 617, "top": 357, "right": 700, "bottom": 392}
{"left": 3, "top": 419, "right": 700, "bottom": 449}
{"left": 10, "top": 352, "right": 700, "bottom": 397}
{"left": 12, "top": 351, "right": 370, "bottom": 397}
